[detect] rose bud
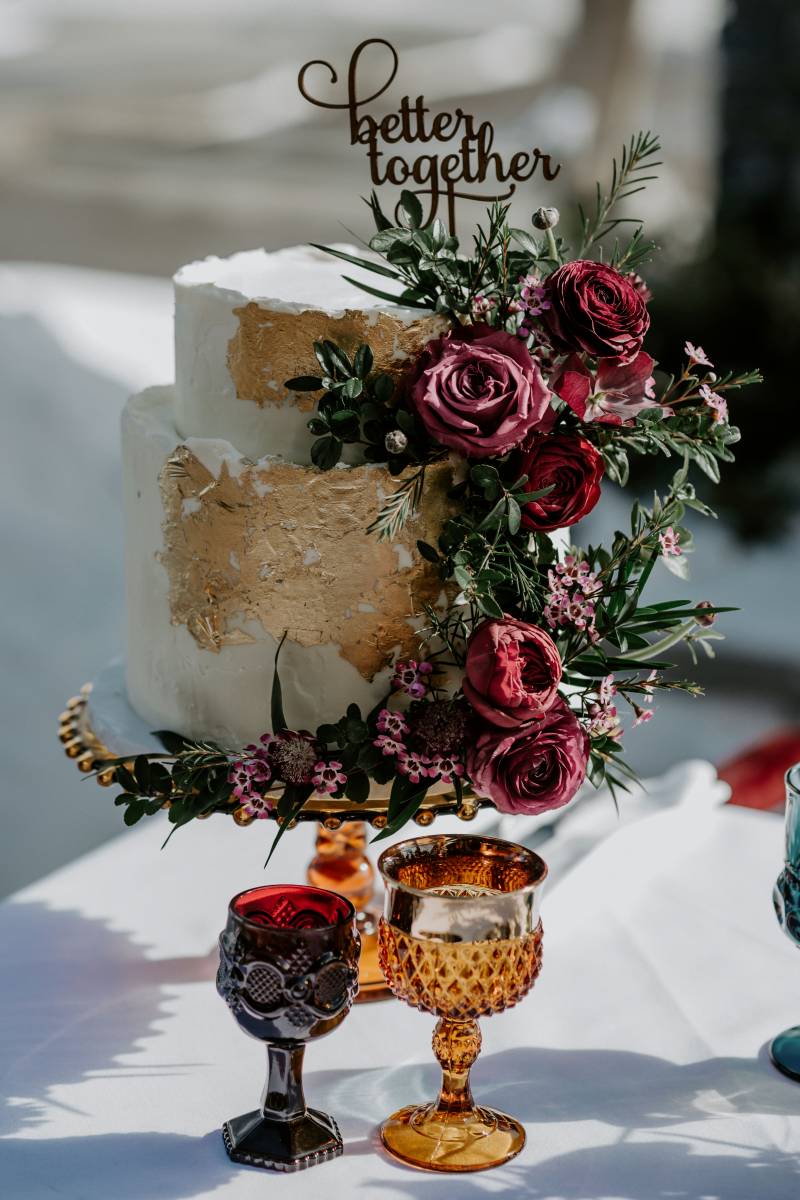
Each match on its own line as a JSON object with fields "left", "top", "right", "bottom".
{"left": 463, "top": 617, "right": 562, "bottom": 727}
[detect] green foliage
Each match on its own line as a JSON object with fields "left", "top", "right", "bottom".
{"left": 317, "top": 199, "right": 550, "bottom": 323}
{"left": 286, "top": 337, "right": 438, "bottom": 475}
{"left": 101, "top": 132, "right": 765, "bottom": 846}
{"left": 577, "top": 131, "right": 662, "bottom": 258}
{"left": 367, "top": 467, "right": 427, "bottom": 541}
{"left": 107, "top": 738, "right": 235, "bottom": 841}
{"left": 316, "top": 133, "right": 662, "bottom": 324}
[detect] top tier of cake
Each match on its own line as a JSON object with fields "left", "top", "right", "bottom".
{"left": 174, "top": 244, "right": 447, "bottom": 461}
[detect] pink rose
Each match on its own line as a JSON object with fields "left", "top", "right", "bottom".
{"left": 542, "top": 261, "right": 650, "bottom": 364}
{"left": 463, "top": 617, "right": 562, "bottom": 728}
{"left": 409, "top": 324, "right": 554, "bottom": 458}
{"left": 466, "top": 697, "right": 588, "bottom": 816}
{"left": 552, "top": 351, "right": 665, "bottom": 427}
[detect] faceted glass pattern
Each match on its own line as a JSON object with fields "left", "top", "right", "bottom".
{"left": 376, "top": 835, "right": 547, "bottom": 1172}
{"left": 379, "top": 921, "right": 544, "bottom": 1021}
{"left": 217, "top": 884, "right": 359, "bottom": 1172}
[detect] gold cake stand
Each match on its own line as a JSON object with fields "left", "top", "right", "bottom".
{"left": 60, "top": 684, "right": 490, "bottom": 1001}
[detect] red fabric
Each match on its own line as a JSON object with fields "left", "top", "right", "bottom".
{"left": 718, "top": 728, "right": 800, "bottom": 811}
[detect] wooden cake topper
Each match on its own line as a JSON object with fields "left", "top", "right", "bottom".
{"left": 298, "top": 38, "right": 561, "bottom": 233}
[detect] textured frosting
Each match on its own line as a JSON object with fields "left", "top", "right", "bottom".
{"left": 174, "top": 244, "right": 447, "bottom": 463}
{"left": 123, "top": 386, "right": 452, "bottom": 747}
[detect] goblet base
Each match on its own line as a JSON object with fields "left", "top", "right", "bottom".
{"left": 769, "top": 1026, "right": 800, "bottom": 1083}
{"left": 380, "top": 1102, "right": 525, "bottom": 1172}
{"left": 222, "top": 1107, "right": 343, "bottom": 1172}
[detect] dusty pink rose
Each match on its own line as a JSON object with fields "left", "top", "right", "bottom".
{"left": 466, "top": 697, "right": 588, "bottom": 816}
{"left": 409, "top": 324, "right": 554, "bottom": 458}
{"left": 552, "top": 351, "right": 664, "bottom": 426}
{"left": 542, "top": 261, "right": 650, "bottom": 363}
{"left": 463, "top": 617, "right": 562, "bottom": 728}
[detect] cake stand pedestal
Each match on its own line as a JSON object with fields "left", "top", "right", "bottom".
{"left": 59, "top": 660, "right": 490, "bottom": 1001}
{"left": 307, "top": 821, "right": 389, "bottom": 1002}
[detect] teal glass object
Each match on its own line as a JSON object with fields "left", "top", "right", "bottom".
{"left": 770, "top": 764, "right": 800, "bottom": 1082}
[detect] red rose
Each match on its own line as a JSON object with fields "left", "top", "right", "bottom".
{"left": 463, "top": 617, "right": 562, "bottom": 728}
{"left": 409, "top": 324, "right": 554, "bottom": 458}
{"left": 514, "top": 433, "right": 604, "bottom": 532}
{"left": 466, "top": 697, "right": 588, "bottom": 816}
{"left": 542, "top": 261, "right": 650, "bottom": 363}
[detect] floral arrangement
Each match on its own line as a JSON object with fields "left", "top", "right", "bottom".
{"left": 106, "top": 133, "right": 760, "bottom": 847}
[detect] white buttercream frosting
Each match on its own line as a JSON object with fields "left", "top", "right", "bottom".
{"left": 174, "top": 244, "right": 416, "bottom": 318}
{"left": 122, "top": 386, "right": 432, "bottom": 747}
{"left": 173, "top": 244, "right": 438, "bottom": 463}
{"left": 124, "top": 245, "right": 450, "bottom": 748}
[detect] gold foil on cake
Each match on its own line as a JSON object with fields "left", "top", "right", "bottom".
{"left": 227, "top": 303, "right": 448, "bottom": 408}
{"left": 159, "top": 448, "right": 453, "bottom": 677}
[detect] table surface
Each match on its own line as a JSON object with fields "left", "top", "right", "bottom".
{"left": 1, "top": 762, "right": 799, "bottom": 1200}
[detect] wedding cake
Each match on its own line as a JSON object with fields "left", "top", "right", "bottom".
{"left": 122, "top": 246, "right": 451, "bottom": 748}
{"left": 97, "top": 146, "right": 757, "bottom": 837}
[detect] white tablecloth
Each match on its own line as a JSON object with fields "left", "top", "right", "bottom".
{"left": 1, "top": 763, "right": 799, "bottom": 1199}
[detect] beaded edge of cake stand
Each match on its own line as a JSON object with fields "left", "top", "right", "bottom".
{"left": 58, "top": 684, "right": 490, "bottom": 829}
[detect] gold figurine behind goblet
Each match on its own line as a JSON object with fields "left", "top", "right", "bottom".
{"left": 377, "top": 834, "right": 547, "bottom": 1172}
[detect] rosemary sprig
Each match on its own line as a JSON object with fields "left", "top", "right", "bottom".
{"left": 578, "top": 131, "right": 662, "bottom": 256}
{"left": 367, "top": 467, "right": 427, "bottom": 540}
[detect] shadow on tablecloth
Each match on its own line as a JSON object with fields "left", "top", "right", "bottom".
{"left": 0, "top": 899, "right": 217, "bottom": 1138}
{"left": 307, "top": 1045, "right": 800, "bottom": 1197}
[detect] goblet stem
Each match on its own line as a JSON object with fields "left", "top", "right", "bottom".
{"left": 432, "top": 1017, "right": 481, "bottom": 1118}
{"left": 261, "top": 1044, "right": 307, "bottom": 1121}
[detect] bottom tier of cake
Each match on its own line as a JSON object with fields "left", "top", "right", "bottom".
{"left": 122, "top": 387, "right": 454, "bottom": 748}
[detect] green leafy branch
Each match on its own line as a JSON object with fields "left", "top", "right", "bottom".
{"left": 659, "top": 363, "right": 764, "bottom": 410}
{"left": 319, "top": 193, "right": 555, "bottom": 324}
{"left": 287, "top": 338, "right": 433, "bottom": 472}
{"left": 415, "top": 462, "right": 556, "bottom": 619}
{"left": 577, "top": 130, "right": 662, "bottom": 257}
{"left": 589, "top": 407, "right": 741, "bottom": 489}
{"left": 367, "top": 466, "right": 428, "bottom": 540}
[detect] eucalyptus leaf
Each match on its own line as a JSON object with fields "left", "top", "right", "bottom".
{"left": 354, "top": 344, "right": 374, "bottom": 378}
{"left": 311, "top": 436, "right": 343, "bottom": 471}
{"left": 398, "top": 189, "right": 424, "bottom": 229}
{"left": 373, "top": 374, "right": 395, "bottom": 404}
{"left": 285, "top": 375, "right": 323, "bottom": 392}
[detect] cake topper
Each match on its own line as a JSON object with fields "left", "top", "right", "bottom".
{"left": 298, "top": 38, "right": 561, "bottom": 233}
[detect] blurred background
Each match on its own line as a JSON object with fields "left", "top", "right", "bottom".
{"left": 1, "top": 0, "right": 798, "bottom": 897}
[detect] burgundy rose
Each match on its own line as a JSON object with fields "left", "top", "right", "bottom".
{"left": 409, "top": 324, "right": 554, "bottom": 458}
{"left": 466, "top": 697, "right": 588, "bottom": 816}
{"left": 463, "top": 617, "right": 562, "bottom": 728}
{"left": 542, "top": 261, "right": 650, "bottom": 363}
{"left": 552, "top": 351, "right": 665, "bottom": 427}
{"left": 514, "top": 432, "right": 603, "bottom": 532}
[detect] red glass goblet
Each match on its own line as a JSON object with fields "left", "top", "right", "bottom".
{"left": 217, "top": 884, "right": 360, "bottom": 1171}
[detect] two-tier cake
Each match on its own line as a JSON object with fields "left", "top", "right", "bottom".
{"left": 122, "top": 245, "right": 451, "bottom": 748}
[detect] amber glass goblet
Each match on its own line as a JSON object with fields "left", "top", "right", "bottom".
{"left": 377, "top": 834, "right": 547, "bottom": 1172}
{"left": 217, "top": 884, "right": 360, "bottom": 1171}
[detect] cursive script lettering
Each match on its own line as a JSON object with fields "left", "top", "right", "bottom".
{"left": 298, "top": 39, "right": 561, "bottom": 232}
